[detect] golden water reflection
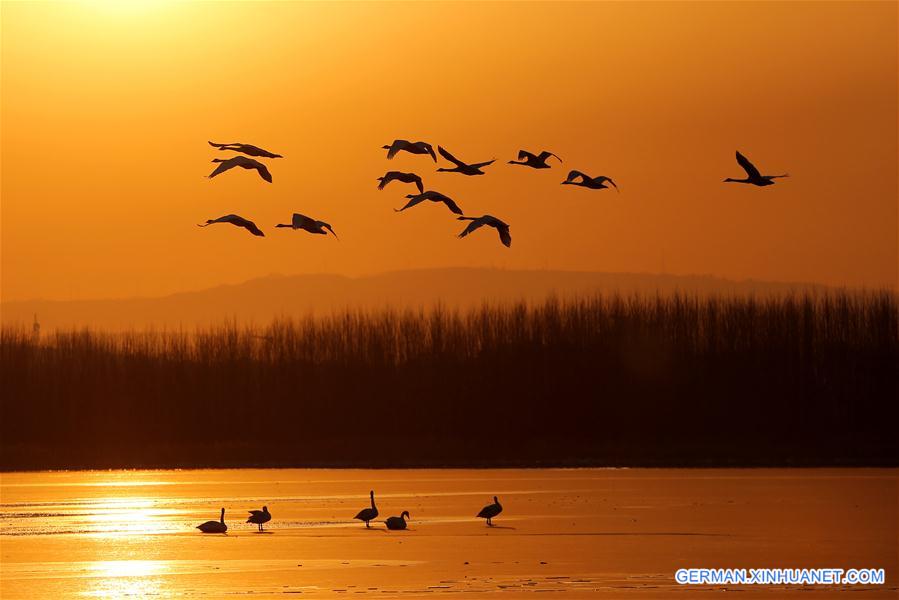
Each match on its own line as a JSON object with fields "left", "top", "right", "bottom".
{"left": 82, "top": 560, "right": 167, "bottom": 598}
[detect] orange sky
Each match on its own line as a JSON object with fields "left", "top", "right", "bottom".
{"left": 1, "top": 1, "right": 896, "bottom": 302}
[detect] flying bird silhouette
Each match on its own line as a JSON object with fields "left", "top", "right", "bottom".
{"left": 196, "top": 508, "right": 228, "bottom": 534}
{"left": 395, "top": 191, "right": 463, "bottom": 215}
{"left": 477, "top": 496, "right": 503, "bottom": 526}
{"left": 207, "top": 155, "right": 273, "bottom": 183}
{"left": 437, "top": 146, "right": 495, "bottom": 175}
{"left": 247, "top": 506, "right": 271, "bottom": 532}
{"left": 508, "top": 150, "right": 562, "bottom": 169}
{"left": 561, "top": 170, "right": 618, "bottom": 191}
{"left": 377, "top": 171, "right": 424, "bottom": 194}
{"left": 198, "top": 214, "right": 265, "bottom": 237}
{"left": 208, "top": 141, "right": 282, "bottom": 158}
{"left": 457, "top": 215, "right": 511, "bottom": 248}
{"left": 383, "top": 139, "right": 437, "bottom": 161}
{"left": 275, "top": 213, "right": 338, "bottom": 239}
{"left": 354, "top": 490, "right": 379, "bottom": 528}
{"left": 385, "top": 511, "right": 410, "bottom": 531}
{"left": 724, "top": 151, "right": 789, "bottom": 186}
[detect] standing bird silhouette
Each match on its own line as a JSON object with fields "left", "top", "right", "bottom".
{"left": 198, "top": 214, "right": 265, "bottom": 237}
{"left": 385, "top": 511, "right": 410, "bottom": 531}
{"left": 377, "top": 171, "right": 425, "bottom": 194}
{"left": 561, "top": 170, "right": 618, "bottom": 191}
{"left": 437, "top": 146, "right": 495, "bottom": 175}
{"left": 208, "top": 141, "right": 282, "bottom": 159}
{"left": 354, "top": 490, "right": 379, "bottom": 528}
{"left": 275, "top": 213, "right": 338, "bottom": 239}
{"left": 207, "top": 155, "right": 273, "bottom": 183}
{"left": 383, "top": 140, "right": 437, "bottom": 162}
{"left": 196, "top": 508, "right": 228, "bottom": 533}
{"left": 247, "top": 506, "right": 271, "bottom": 532}
{"left": 508, "top": 150, "right": 562, "bottom": 169}
{"left": 724, "top": 151, "right": 789, "bottom": 186}
{"left": 477, "top": 496, "right": 503, "bottom": 526}
{"left": 457, "top": 215, "right": 511, "bottom": 248}
{"left": 395, "top": 191, "right": 464, "bottom": 215}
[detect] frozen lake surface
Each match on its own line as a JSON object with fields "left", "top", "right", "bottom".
{"left": 1, "top": 468, "right": 896, "bottom": 598}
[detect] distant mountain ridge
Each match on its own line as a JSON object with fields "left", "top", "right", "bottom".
{"left": 1, "top": 268, "right": 830, "bottom": 330}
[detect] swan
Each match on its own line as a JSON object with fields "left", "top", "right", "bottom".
{"left": 508, "top": 150, "right": 561, "bottom": 169}
{"left": 457, "top": 215, "right": 511, "bottom": 248}
{"left": 385, "top": 511, "right": 410, "bottom": 530}
{"left": 197, "top": 214, "right": 265, "bottom": 237}
{"left": 377, "top": 171, "right": 424, "bottom": 193}
{"left": 477, "top": 496, "right": 503, "bottom": 526}
{"left": 247, "top": 506, "right": 271, "bottom": 531}
{"left": 561, "top": 170, "right": 618, "bottom": 191}
{"left": 354, "top": 490, "right": 379, "bottom": 528}
{"left": 395, "top": 191, "right": 463, "bottom": 215}
{"left": 196, "top": 508, "right": 228, "bottom": 533}
{"left": 383, "top": 140, "right": 437, "bottom": 162}
{"left": 275, "top": 213, "right": 338, "bottom": 239}
{"left": 724, "top": 151, "right": 789, "bottom": 186}
{"left": 208, "top": 141, "right": 282, "bottom": 159}
{"left": 207, "top": 155, "right": 273, "bottom": 183}
{"left": 437, "top": 146, "right": 495, "bottom": 175}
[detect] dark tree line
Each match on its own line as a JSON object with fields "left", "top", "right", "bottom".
{"left": 2, "top": 291, "right": 896, "bottom": 469}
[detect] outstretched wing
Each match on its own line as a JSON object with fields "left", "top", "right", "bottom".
{"left": 412, "top": 174, "right": 424, "bottom": 193}
{"left": 735, "top": 151, "right": 761, "bottom": 179}
{"left": 495, "top": 223, "right": 512, "bottom": 248}
{"left": 320, "top": 222, "right": 339, "bottom": 240}
{"left": 249, "top": 161, "right": 272, "bottom": 183}
{"left": 386, "top": 140, "right": 404, "bottom": 159}
{"left": 565, "top": 170, "right": 588, "bottom": 183}
{"left": 517, "top": 150, "right": 536, "bottom": 161}
{"left": 395, "top": 195, "right": 426, "bottom": 212}
{"left": 377, "top": 171, "right": 397, "bottom": 190}
{"left": 539, "top": 151, "right": 562, "bottom": 163}
{"left": 597, "top": 176, "right": 619, "bottom": 191}
{"left": 207, "top": 160, "right": 236, "bottom": 179}
{"left": 208, "top": 141, "right": 236, "bottom": 149}
{"left": 470, "top": 159, "right": 495, "bottom": 169}
{"left": 438, "top": 146, "right": 466, "bottom": 167}
{"left": 425, "top": 143, "right": 437, "bottom": 162}
{"left": 291, "top": 213, "right": 315, "bottom": 229}
{"left": 242, "top": 220, "right": 265, "bottom": 237}
{"left": 458, "top": 218, "right": 485, "bottom": 238}
{"left": 441, "top": 197, "right": 464, "bottom": 215}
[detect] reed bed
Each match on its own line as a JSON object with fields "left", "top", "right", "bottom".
{"left": 1, "top": 291, "right": 896, "bottom": 469}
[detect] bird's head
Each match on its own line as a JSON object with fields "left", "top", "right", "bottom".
{"left": 402, "top": 511, "right": 410, "bottom": 519}
{"left": 262, "top": 506, "right": 268, "bottom": 512}
{"left": 382, "top": 145, "right": 391, "bottom": 150}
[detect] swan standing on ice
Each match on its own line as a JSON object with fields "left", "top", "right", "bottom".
{"left": 354, "top": 490, "right": 379, "bottom": 528}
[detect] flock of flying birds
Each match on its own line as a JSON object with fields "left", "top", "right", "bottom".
{"left": 196, "top": 491, "right": 503, "bottom": 533}
{"left": 199, "top": 139, "right": 788, "bottom": 248}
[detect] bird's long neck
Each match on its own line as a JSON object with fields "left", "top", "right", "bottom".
{"left": 220, "top": 509, "right": 225, "bottom": 523}
{"left": 370, "top": 493, "right": 376, "bottom": 509}
{"left": 275, "top": 223, "right": 291, "bottom": 228}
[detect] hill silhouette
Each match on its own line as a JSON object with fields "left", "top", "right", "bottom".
{"left": 1, "top": 268, "right": 829, "bottom": 330}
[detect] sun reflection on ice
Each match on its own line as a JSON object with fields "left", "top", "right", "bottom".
{"left": 85, "top": 498, "right": 180, "bottom": 536}
{"left": 82, "top": 560, "right": 167, "bottom": 598}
